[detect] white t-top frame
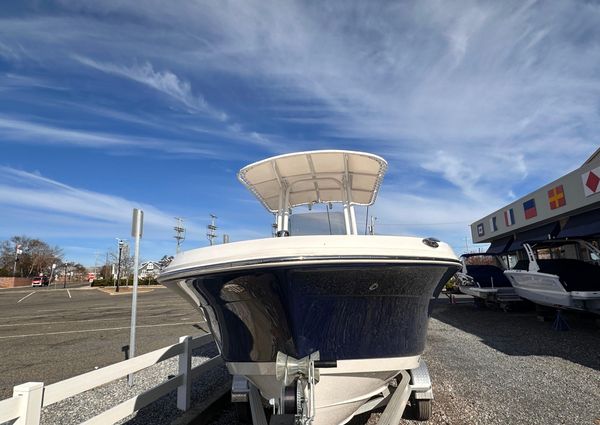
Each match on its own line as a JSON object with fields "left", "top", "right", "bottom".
{"left": 238, "top": 150, "right": 388, "bottom": 236}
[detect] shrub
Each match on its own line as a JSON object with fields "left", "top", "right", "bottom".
{"left": 91, "top": 279, "right": 114, "bottom": 287}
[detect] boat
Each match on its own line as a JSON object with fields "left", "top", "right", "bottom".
{"left": 456, "top": 253, "right": 521, "bottom": 307}
{"left": 503, "top": 239, "right": 600, "bottom": 314}
{"left": 158, "top": 150, "right": 461, "bottom": 424}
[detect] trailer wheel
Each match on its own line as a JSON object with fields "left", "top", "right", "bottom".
{"left": 413, "top": 399, "right": 432, "bottom": 421}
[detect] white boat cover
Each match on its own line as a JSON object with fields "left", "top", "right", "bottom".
{"left": 238, "top": 150, "right": 387, "bottom": 212}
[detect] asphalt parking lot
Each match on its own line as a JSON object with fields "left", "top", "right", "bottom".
{"left": 0, "top": 284, "right": 206, "bottom": 400}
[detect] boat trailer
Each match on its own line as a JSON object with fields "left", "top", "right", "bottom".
{"left": 231, "top": 360, "right": 434, "bottom": 425}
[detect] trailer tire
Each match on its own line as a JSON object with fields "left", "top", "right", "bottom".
{"left": 413, "top": 399, "right": 432, "bottom": 421}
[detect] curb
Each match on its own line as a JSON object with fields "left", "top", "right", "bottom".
{"left": 97, "top": 287, "right": 157, "bottom": 296}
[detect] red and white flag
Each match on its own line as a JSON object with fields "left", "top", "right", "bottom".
{"left": 582, "top": 166, "right": 600, "bottom": 197}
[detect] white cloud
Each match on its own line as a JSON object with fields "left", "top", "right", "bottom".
{"left": 0, "top": 166, "right": 207, "bottom": 246}
{"left": 371, "top": 190, "right": 494, "bottom": 253}
{"left": 71, "top": 56, "right": 283, "bottom": 152}
{"left": 74, "top": 56, "right": 228, "bottom": 121}
{"left": 0, "top": 40, "right": 24, "bottom": 61}
{"left": 1, "top": 0, "right": 599, "bottom": 251}
{"left": 0, "top": 116, "right": 217, "bottom": 156}
{"left": 0, "top": 166, "right": 175, "bottom": 229}
{"left": 0, "top": 166, "right": 272, "bottom": 262}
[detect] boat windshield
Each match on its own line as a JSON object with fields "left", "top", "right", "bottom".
{"left": 289, "top": 212, "right": 346, "bottom": 236}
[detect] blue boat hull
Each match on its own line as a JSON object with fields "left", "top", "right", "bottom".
{"left": 188, "top": 263, "right": 459, "bottom": 363}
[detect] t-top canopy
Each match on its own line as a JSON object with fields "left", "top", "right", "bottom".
{"left": 238, "top": 150, "right": 388, "bottom": 213}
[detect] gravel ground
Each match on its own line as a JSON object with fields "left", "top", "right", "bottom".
{"left": 39, "top": 342, "right": 231, "bottom": 425}
{"left": 418, "top": 300, "right": 600, "bottom": 425}
{"left": 210, "top": 298, "right": 600, "bottom": 425}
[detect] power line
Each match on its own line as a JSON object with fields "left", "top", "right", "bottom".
{"left": 206, "top": 214, "right": 218, "bottom": 246}
{"left": 174, "top": 217, "right": 186, "bottom": 253}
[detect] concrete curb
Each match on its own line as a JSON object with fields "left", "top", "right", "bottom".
{"left": 97, "top": 287, "right": 157, "bottom": 296}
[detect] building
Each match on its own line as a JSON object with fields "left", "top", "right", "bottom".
{"left": 471, "top": 148, "right": 600, "bottom": 256}
{"left": 139, "top": 261, "right": 161, "bottom": 279}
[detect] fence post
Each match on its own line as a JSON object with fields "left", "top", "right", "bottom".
{"left": 13, "top": 382, "right": 43, "bottom": 425}
{"left": 177, "top": 335, "right": 192, "bottom": 411}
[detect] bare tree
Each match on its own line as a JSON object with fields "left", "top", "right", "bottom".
{"left": 0, "top": 236, "right": 63, "bottom": 277}
{"left": 110, "top": 243, "right": 134, "bottom": 283}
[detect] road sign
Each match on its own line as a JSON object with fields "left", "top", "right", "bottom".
{"left": 131, "top": 209, "right": 144, "bottom": 238}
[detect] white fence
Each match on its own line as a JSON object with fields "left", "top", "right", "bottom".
{"left": 0, "top": 334, "right": 223, "bottom": 425}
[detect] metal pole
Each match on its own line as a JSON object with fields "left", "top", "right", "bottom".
{"left": 116, "top": 242, "right": 122, "bottom": 293}
{"left": 63, "top": 264, "right": 67, "bottom": 288}
{"left": 13, "top": 243, "right": 19, "bottom": 276}
{"left": 49, "top": 263, "right": 56, "bottom": 286}
{"left": 129, "top": 209, "right": 143, "bottom": 386}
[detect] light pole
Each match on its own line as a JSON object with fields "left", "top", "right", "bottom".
{"left": 63, "top": 263, "right": 68, "bottom": 288}
{"left": 116, "top": 239, "right": 125, "bottom": 293}
{"left": 13, "top": 244, "right": 22, "bottom": 277}
{"left": 128, "top": 208, "right": 143, "bottom": 386}
{"left": 49, "top": 263, "right": 56, "bottom": 287}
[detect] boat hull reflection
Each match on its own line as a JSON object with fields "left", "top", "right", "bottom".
{"left": 189, "top": 263, "right": 458, "bottom": 362}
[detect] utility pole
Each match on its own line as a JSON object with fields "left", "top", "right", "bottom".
{"left": 174, "top": 217, "right": 186, "bottom": 254}
{"left": 207, "top": 214, "right": 218, "bottom": 246}
{"left": 116, "top": 239, "right": 125, "bottom": 293}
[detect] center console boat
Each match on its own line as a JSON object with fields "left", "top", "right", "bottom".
{"left": 158, "top": 150, "right": 461, "bottom": 424}
{"left": 456, "top": 253, "right": 521, "bottom": 308}
{"left": 504, "top": 239, "right": 600, "bottom": 314}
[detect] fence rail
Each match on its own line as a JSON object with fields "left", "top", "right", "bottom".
{"left": 0, "top": 333, "right": 221, "bottom": 425}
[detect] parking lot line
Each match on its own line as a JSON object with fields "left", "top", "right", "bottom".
{"left": 16, "top": 291, "right": 35, "bottom": 303}
{"left": 0, "top": 322, "right": 197, "bottom": 339}
{"left": 0, "top": 316, "right": 192, "bottom": 328}
{"left": 67, "top": 289, "right": 72, "bottom": 299}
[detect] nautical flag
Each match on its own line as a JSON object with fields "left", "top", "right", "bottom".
{"left": 582, "top": 166, "right": 600, "bottom": 197}
{"left": 490, "top": 216, "right": 498, "bottom": 232}
{"left": 523, "top": 198, "right": 537, "bottom": 220}
{"left": 477, "top": 223, "right": 485, "bottom": 237}
{"left": 504, "top": 208, "right": 515, "bottom": 226}
{"left": 547, "top": 185, "right": 566, "bottom": 210}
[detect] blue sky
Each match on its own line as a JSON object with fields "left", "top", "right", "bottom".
{"left": 1, "top": 0, "right": 599, "bottom": 266}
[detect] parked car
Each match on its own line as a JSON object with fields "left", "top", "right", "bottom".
{"left": 31, "top": 275, "right": 50, "bottom": 287}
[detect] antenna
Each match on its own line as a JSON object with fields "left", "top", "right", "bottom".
{"left": 174, "top": 217, "right": 186, "bottom": 253}
{"left": 207, "top": 214, "right": 218, "bottom": 246}
{"left": 368, "top": 216, "right": 377, "bottom": 235}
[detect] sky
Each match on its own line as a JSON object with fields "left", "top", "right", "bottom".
{"left": 1, "top": 0, "right": 599, "bottom": 266}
